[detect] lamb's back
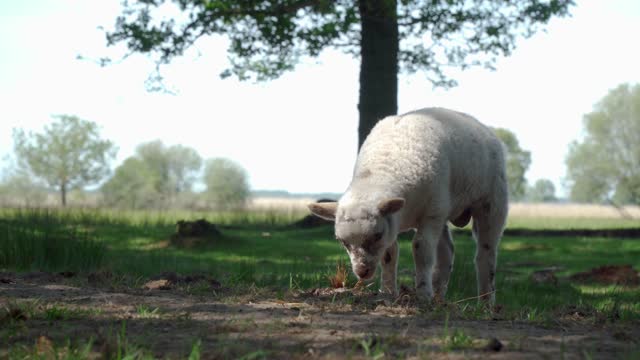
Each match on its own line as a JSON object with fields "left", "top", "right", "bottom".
{"left": 353, "top": 107, "right": 504, "bottom": 199}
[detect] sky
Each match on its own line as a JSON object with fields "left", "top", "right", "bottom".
{"left": 1, "top": 1, "right": 639, "bottom": 196}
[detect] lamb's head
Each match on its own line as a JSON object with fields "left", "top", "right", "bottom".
{"left": 308, "top": 198, "right": 405, "bottom": 281}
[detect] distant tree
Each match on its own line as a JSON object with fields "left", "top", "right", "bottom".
{"left": 167, "top": 144, "right": 203, "bottom": 193}
{"left": 106, "top": 0, "right": 573, "bottom": 149}
{"left": 102, "top": 140, "right": 202, "bottom": 208}
{"left": 203, "top": 158, "right": 251, "bottom": 209}
{"left": 101, "top": 157, "right": 159, "bottom": 209}
{"left": 493, "top": 128, "right": 531, "bottom": 201}
{"left": 136, "top": 140, "right": 202, "bottom": 202}
{"left": 12, "top": 115, "right": 117, "bottom": 206}
{"left": 0, "top": 166, "right": 49, "bottom": 207}
{"left": 134, "top": 140, "right": 172, "bottom": 198}
{"left": 566, "top": 83, "right": 640, "bottom": 204}
{"left": 527, "top": 179, "right": 556, "bottom": 202}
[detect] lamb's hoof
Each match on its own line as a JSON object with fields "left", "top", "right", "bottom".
{"left": 478, "top": 292, "right": 496, "bottom": 305}
{"left": 432, "top": 292, "right": 446, "bottom": 304}
{"left": 415, "top": 288, "right": 435, "bottom": 302}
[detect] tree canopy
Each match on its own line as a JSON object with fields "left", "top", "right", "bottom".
{"left": 136, "top": 141, "right": 203, "bottom": 196}
{"left": 101, "top": 140, "right": 202, "bottom": 208}
{"left": 12, "top": 115, "right": 117, "bottom": 206}
{"left": 203, "top": 158, "right": 251, "bottom": 209}
{"left": 493, "top": 127, "right": 531, "bottom": 201}
{"left": 566, "top": 83, "right": 640, "bottom": 204}
{"left": 101, "top": 157, "right": 160, "bottom": 209}
{"left": 106, "top": 0, "right": 573, "bottom": 147}
{"left": 527, "top": 178, "right": 556, "bottom": 202}
{"left": 0, "top": 167, "right": 48, "bottom": 207}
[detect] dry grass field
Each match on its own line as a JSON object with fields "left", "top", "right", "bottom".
{"left": 251, "top": 197, "right": 640, "bottom": 218}
{"left": 508, "top": 203, "right": 640, "bottom": 219}
{"left": 250, "top": 197, "right": 640, "bottom": 225}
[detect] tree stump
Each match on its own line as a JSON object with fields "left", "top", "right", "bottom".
{"left": 170, "top": 219, "right": 222, "bottom": 248}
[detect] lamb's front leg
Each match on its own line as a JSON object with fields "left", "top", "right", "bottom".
{"left": 380, "top": 241, "right": 399, "bottom": 296}
{"left": 433, "top": 225, "right": 455, "bottom": 300}
{"left": 412, "top": 221, "right": 445, "bottom": 299}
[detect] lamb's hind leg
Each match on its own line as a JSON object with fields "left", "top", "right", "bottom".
{"left": 432, "top": 225, "right": 454, "bottom": 300}
{"left": 472, "top": 199, "right": 507, "bottom": 304}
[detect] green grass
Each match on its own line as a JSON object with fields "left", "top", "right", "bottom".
{"left": 358, "top": 336, "right": 386, "bottom": 360}
{"left": 135, "top": 305, "right": 160, "bottom": 319}
{"left": 0, "top": 212, "right": 106, "bottom": 272}
{"left": 1, "top": 207, "right": 639, "bottom": 321}
{"left": 5, "top": 338, "right": 95, "bottom": 360}
{"left": 442, "top": 313, "right": 475, "bottom": 351}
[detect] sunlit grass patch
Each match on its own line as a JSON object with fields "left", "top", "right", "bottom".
{"left": 134, "top": 304, "right": 161, "bottom": 319}
{"left": 500, "top": 241, "right": 551, "bottom": 251}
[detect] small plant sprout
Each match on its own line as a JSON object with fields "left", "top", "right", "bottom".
{"left": 135, "top": 304, "right": 160, "bottom": 318}
{"left": 188, "top": 339, "right": 201, "bottom": 360}
{"left": 358, "top": 335, "right": 386, "bottom": 360}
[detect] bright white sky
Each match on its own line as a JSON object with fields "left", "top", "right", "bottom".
{"left": 1, "top": 1, "right": 639, "bottom": 196}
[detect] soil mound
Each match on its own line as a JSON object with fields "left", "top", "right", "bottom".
{"left": 293, "top": 198, "right": 336, "bottom": 228}
{"left": 570, "top": 265, "right": 639, "bottom": 286}
{"left": 294, "top": 215, "right": 334, "bottom": 228}
{"left": 170, "top": 219, "right": 222, "bottom": 248}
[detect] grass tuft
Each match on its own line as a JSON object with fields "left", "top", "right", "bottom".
{"left": 328, "top": 260, "right": 349, "bottom": 288}
{"left": 188, "top": 340, "right": 201, "bottom": 360}
{"left": 0, "top": 210, "right": 106, "bottom": 272}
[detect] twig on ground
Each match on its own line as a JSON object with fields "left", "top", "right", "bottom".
{"left": 452, "top": 290, "right": 496, "bottom": 304}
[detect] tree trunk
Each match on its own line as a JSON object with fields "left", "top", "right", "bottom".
{"left": 357, "top": 0, "right": 399, "bottom": 149}
{"left": 60, "top": 182, "right": 67, "bottom": 207}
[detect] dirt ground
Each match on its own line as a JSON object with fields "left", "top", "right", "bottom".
{"left": 1, "top": 272, "right": 638, "bottom": 359}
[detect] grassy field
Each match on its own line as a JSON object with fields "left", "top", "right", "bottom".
{"left": 1, "top": 206, "right": 640, "bottom": 358}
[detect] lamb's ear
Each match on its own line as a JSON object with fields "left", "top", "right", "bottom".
{"left": 377, "top": 198, "right": 405, "bottom": 216}
{"left": 308, "top": 202, "right": 338, "bottom": 221}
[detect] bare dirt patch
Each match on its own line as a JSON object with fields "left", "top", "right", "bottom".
{"left": 2, "top": 272, "right": 639, "bottom": 359}
{"left": 570, "top": 265, "right": 640, "bottom": 286}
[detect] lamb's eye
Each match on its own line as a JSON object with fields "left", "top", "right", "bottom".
{"left": 373, "top": 232, "right": 383, "bottom": 241}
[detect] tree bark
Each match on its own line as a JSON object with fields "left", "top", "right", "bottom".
{"left": 357, "top": 0, "right": 399, "bottom": 149}
{"left": 61, "top": 182, "right": 67, "bottom": 207}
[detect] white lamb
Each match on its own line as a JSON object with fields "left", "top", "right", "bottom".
{"left": 309, "top": 107, "right": 508, "bottom": 302}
